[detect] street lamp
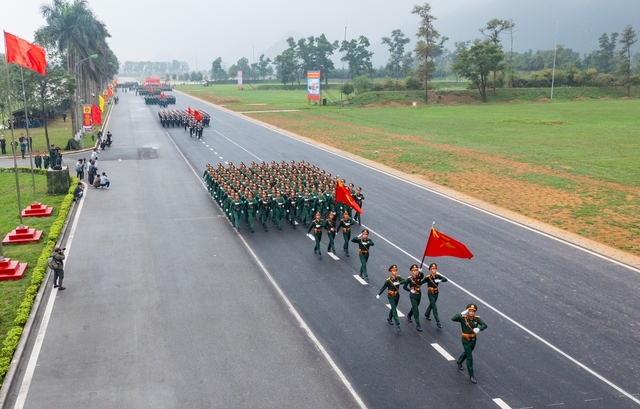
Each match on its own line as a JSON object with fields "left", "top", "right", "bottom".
{"left": 75, "top": 53, "right": 98, "bottom": 148}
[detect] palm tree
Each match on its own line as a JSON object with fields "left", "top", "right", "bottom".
{"left": 39, "top": 0, "right": 113, "bottom": 136}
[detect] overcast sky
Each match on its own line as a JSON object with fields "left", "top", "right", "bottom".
{"left": 2, "top": 0, "right": 636, "bottom": 71}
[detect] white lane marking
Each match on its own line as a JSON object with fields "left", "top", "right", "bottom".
{"left": 358, "top": 223, "right": 640, "bottom": 406}
{"left": 14, "top": 184, "right": 87, "bottom": 409}
{"left": 238, "top": 109, "right": 302, "bottom": 114}
{"left": 214, "top": 152, "right": 218, "bottom": 154}
{"left": 492, "top": 398, "right": 512, "bottom": 409}
{"left": 210, "top": 148, "right": 213, "bottom": 151}
{"left": 215, "top": 130, "right": 262, "bottom": 161}
{"left": 328, "top": 252, "right": 339, "bottom": 261}
{"left": 205, "top": 144, "right": 209, "bottom": 147}
{"left": 201, "top": 141, "right": 205, "bottom": 144}
{"left": 224, "top": 161, "right": 228, "bottom": 165}
{"left": 208, "top": 100, "right": 640, "bottom": 275}
{"left": 386, "top": 304, "right": 405, "bottom": 318}
{"left": 219, "top": 156, "right": 223, "bottom": 159}
{"left": 165, "top": 131, "right": 368, "bottom": 409}
{"left": 307, "top": 234, "right": 314, "bottom": 240}
{"left": 431, "top": 343, "right": 455, "bottom": 361}
{"left": 353, "top": 275, "right": 368, "bottom": 285}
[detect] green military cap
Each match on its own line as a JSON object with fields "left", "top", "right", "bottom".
{"left": 429, "top": 263, "right": 437, "bottom": 269}
{"left": 467, "top": 304, "right": 477, "bottom": 311}
{"left": 361, "top": 229, "right": 369, "bottom": 234}
{"left": 410, "top": 264, "right": 419, "bottom": 271}
{"left": 389, "top": 264, "right": 398, "bottom": 271}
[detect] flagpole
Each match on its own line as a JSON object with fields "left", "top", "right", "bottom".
{"left": 19, "top": 65, "right": 38, "bottom": 204}
{"left": 419, "top": 221, "right": 435, "bottom": 271}
{"left": 4, "top": 31, "right": 25, "bottom": 228}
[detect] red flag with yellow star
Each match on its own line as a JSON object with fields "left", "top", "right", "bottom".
{"left": 335, "top": 181, "right": 363, "bottom": 214}
{"left": 424, "top": 227, "right": 473, "bottom": 259}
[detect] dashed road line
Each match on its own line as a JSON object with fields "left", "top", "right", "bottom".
{"left": 353, "top": 275, "right": 368, "bottom": 285}
{"left": 386, "top": 304, "right": 405, "bottom": 318}
{"left": 431, "top": 343, "right": 455, "bottom": 361}
{"left": 328, "top": 252, "right": 339, "bottom": 261}
{"left": 492, "top": 398, "right": 512, "bottom": 409}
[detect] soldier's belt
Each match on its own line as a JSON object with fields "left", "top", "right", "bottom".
{"left": 388, "top": 290, "right": 398, "bottom": 297}
{"left": 462, "top": 333, "right": 476, "bottom": 341}
{"left": 428, "top": 287, "right": 437, "bottom": 294}
{"left": 343, "top": 227, "right": 350, "bottom": 232}
{"left": 313, "top": 228, "right": 322, "bottom": 234}
{"left": 359, "top": 249, "right": 368, "bottom": 254}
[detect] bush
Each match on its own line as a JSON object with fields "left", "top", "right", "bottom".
{"left": 405, "top": 76, "right": 423, "bottom": 90}
{"left": 353, "top": 75, "right": 372, "bottom": 94}
{"left": 340, "top": 83, "right": 354, "bottom": 97}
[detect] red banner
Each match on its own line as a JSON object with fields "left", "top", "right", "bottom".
{"left": 82, "top": 105, "right": 92, "bottom": 132}
{"left": 91, "top": 104, "right": 102, "bottom": 125}
{"left": 146, "top": 78, "right": 160, "bottom": 83}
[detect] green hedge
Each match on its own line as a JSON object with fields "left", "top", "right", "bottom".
{"left": 0, "top": 175, "right": 77, "bottom": 384}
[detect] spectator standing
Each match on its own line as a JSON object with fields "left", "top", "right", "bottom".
{"left": 88, "top": 160, "right": 97, "bottom": 185}
{"left": 20, "top": 139, "right": 26, "bottom": 159}
{"left": 49, "top": 247, "right": 66, "bottom": 290}
{"left": 0, "top": 135, "right": 6, "bottom": 154}
{"left": 75, "top": 159, "right": 85, "bottom": 179}
{"left": 90, "top": 148, "right": 99, "bottom": 162}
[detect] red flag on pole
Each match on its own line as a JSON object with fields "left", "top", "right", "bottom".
{"left": 91, "top": 104, "right": 102, "bottom": 125}
{"left": 335, "top": 181, "right": 363, "bottom": 214}
{"left": 194, "top": 110, "right": 203, "bottom": 121}
{"left": 424, "top": 227, "right": 473, "bottom": 259}
{"left": 188, "top": 106, "right": 192, "bottom": 115}
{"left": 4, "top": 31, "right": 47, "bottom": 75}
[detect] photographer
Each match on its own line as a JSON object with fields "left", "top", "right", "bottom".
{"left": 48, "top": 247, "right": 66, "bottom": 290}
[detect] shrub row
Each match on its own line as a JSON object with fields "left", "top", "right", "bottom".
{"left": 0, "top": 176, "right": 77, "bottom": 385}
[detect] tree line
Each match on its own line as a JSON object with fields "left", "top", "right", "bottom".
{"left": 0, "top": 0, "right": 119, "bottom": 139}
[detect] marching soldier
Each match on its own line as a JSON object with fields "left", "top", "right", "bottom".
{"left": 424, "top": 262, "right": 448, "bottom": 328}
{"left": 351, "top": 229, "right": 374, "bottom": 282}
{"left": 308, "top": 211, "right": 324, "bottom": 257}
{"left": 324, "top": 212, "right": 337, "bottom": 253}
{"left": 376, "top": 264, "right": 405, "bottom": 332}
{"left": 337, "top": 211, "right": 355, "bottom": 257}
{"left": 403, "top": 264, "right": 428, "bottom": 332}
{"left": 354, "top": 186, "right": 364, "bottom": 225}
{"left": 452, "top": 304, "right": 487, "bottom": 384}
{"left": 231, "top": 193, "right": 244, "bottom": 231}
{"left": 272, "top": 190, "right": 286, "bottom": 230}
{"left": 258, "top": 192, "right": 271, "bottom": 231}
{"left": 244, "top": 192, "right": 258, "bottom": 232}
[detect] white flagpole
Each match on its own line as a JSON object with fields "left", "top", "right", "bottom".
{"left": 19, "top": 65, "right": 39, "bottom": 204}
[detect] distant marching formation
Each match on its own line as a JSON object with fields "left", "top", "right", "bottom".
{"left": 158, "top": 108, "right": 211, "bottom": 139}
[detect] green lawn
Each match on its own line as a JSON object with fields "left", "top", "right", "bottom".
{"left": 0, "top": 171, "right": 67, "bottom": 346}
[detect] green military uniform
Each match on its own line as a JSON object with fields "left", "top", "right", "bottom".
{"left": 43, "top": 155, "right": 50, "bottom": 169}
{"left": 301, "top": 193, "right": 313, "bottom": 225}
{"left": 34, "top": 154, "right": 42, "bottom": 169}
{"left": 324, "top": 214, "right": 337, "bottom": 253}
{"left": 452, "top": 304, "right": 487, "bottom": 384}
{"left": 308, "top": 213, "right": 324, "bottom": 256}
{"left": 353, "top": 188, "right": 364, "bottom": 225}
{"left": 231, "top": 196, "right": 244, "bottom": 231}
{"left": 258, "top": 195, "right": 271, "bottom": 231}
{"left": 48, "top": 146, "right": 56, "bottom": 168}
{"left": 377, "top": 265, "right": 405, "bottom": 331}
{"left": 272, "top": 195, "right": 286, "bottom": 230}
{"left": 424, "top": 263, "right": 448, "bottom": 328}
{"left": 403, "top": 265, "right": 428, "bottom": 331}
{"left": 337, "top": 213, "right": 355, "bottom": 256}
{"left": 244, "top": 195, "right": 258, "bottom": 232}
{"left": 351, "top": 230, "right": 374, "bottom": 281}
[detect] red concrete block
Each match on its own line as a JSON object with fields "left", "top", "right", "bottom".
{"left": 0, "top": 258, "right": 27, "bottom": 281}
{"left": 2, "top": 226, "right": 43, "bottom": 244}
{"left": 22, "top": 203, "right": 54, "bottom": 218}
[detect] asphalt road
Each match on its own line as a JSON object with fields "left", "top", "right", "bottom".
{"left": 6, "top": 88, "right": 640, "bottom": 409}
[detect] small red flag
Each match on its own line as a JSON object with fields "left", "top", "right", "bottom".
{"left": 4, "top": 31, "right": 47, "bottom": 75}
{"left": 91, "top": 104, "right": 102, "bottom": 125}
{"left": 188, "top": 106, "right": 192, "bottom": 115}
{"left": 194, "top": 110, "right": 203, "bottom": 121}
{"left": 424, "top": 227, "right": 473, "bottom": 259}
{"left": 335, "top": 181, "right": 363, "bottom": 214}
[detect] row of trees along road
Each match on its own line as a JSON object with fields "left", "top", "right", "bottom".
{"left": 0, "top": 0, "right": 119, "bottom": 140}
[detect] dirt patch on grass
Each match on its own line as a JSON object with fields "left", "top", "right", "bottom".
{"left": 508, "top": 99, "right": 521, "bottom": 103}
{"left": 246, "top": 110, "right": 640, "bottom": 256}
{"left": 600, "top": 97, "right": 613, "bottom": 101}
{"left": 537, "top": 98, "right": 551, "bottom": 102}
{"left": 619, "top": 96, "right": 633, "bottom": 100}
{"left": 575, "top": 97, "right": 589, "bottom": 101}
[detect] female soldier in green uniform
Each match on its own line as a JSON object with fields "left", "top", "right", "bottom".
{"left": 403, "top": 264, "right": 428, "bottom": 332}
{"left": 424, "top": 262, "right": 448, "bottom": 328}
{"left": 337, "top": 211, "right": 355, "bottom": 257}
{"left": 308, "top": 211, "right": 324, "bottom": 256}
{"left": 452, "top": 304, "right": 487, "bottom": 384}
{"left": 351, "top": 229, "right": 374, "bottom": 282}
{"left": 324, "top": 212, "right": 337, "bottom": 253}
{"left": 376, "top": 265, "right": 405, "bottom": 332}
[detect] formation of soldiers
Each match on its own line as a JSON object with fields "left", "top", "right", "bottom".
{"left": 158, "top": 109, "right": 211, "bottom": 138}
{"left": 144, "top": 95, "right": 176, "bottom": 106}
{"left": 203, "top": 160, "right": 486, "bottom": 384}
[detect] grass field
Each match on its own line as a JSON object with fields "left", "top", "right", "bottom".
{"left": 0, "top": 171, "right": 67, "bottom": 349}
{"left": 177, "top": 83, "right": 640, "bottom": 256}
{"left": 0, "top": 107, "right": 109, "bottom": 158}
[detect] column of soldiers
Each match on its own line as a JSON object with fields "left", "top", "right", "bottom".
{"left": 202, "top": 160, "right": 364, "bottom": 237}
{"left": 144, "top": 95, "right": 176, "bottom": 105}
{"left": 158, "top": 109, "right": 210, "bottom": 139}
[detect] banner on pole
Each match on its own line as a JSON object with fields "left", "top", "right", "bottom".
{"left": 237, "top": 71, "right": 243, "bottom": 89}
{"left": 103, "top": 90, "right": 108, "bottom": 102}
{"left": 82, "top": 105, "right": 92, "bottom": 132}
{"left": 307, "top": 71, "right": 321, "bottom": 100}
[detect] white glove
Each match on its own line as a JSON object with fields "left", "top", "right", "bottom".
{"left": 331, "top": 228, "right": 334, "bottom": 231}
{"left": 435, "top": 279, "right": 441, "bottom": 283}
{"left": 376, "top": 295, "right": 380, "bottom": 299}
{"left": 286, "top": 210, "right": 289, "bottom": 213}
{"left": 461, "top": 309, "right": 469, "bottom": 315}
{"left": 410, "top": 290, "right": 415, "bottom": 294}
{"left": 473, "top": 328, "right": 480, "bottom": 334}
{"left": 393, "top": 282, "right": 399, "bottom": 286}
{"left": 418, "top": 268, "right": 422, "bottom": 273}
